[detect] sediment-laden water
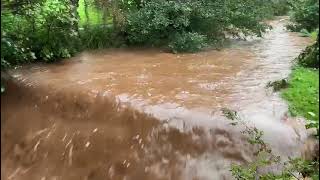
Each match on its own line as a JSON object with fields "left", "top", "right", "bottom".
{"left": 1, "top": 18, "right": 313, "bottom": 180}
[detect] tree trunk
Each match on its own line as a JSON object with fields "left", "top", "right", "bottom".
{"left": 70, "top": 0, "right": 80, "bottom": 31}
{"left": 83, "top": 0, "right": 90, "bottom": 26}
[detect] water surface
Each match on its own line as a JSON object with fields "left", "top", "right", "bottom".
{"left": 1, "top": 18, "right": 313, "bottom": 180}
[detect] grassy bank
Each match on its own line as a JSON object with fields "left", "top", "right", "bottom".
{"left": 282, "top": 66, "right": 319, "bottom": 125}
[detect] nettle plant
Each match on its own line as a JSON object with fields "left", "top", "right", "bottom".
{"left": 221, "top": 108, "right": 319, "bottom": 180}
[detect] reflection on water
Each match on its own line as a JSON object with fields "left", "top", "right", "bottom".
{"left": 1, "top": 18, "right": 313, "bottom": 180}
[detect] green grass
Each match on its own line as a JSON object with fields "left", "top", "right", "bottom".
{"left": 310, "top": 30, "right": 318, "bottom": 41}
{"left": 299, "top": 29, "right": 318, "bottom": 41}
{"left": 282, "top": 67, "right": 319, "bottom": 123}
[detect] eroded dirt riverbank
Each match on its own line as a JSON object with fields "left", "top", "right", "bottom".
{"left": 1, "top": 18, "right": 313, "bottom": 180}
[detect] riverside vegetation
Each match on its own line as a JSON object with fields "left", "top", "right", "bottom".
{"left": 1, "top": 0, "right": 291, "bottom": 68}
{"left": 1, "top": 0, "right": 319, "bottom": 179}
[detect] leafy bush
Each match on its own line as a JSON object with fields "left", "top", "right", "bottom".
{"left": 288, "top": 0, "right": 319, "bottom": 32}
{"left": 168, "top": 32, "right": 207, "bottom": 53}
{"left": 125, "top": 0, "right": 273, "bottom": 52}
{"left": 125, "top": 1, "right": 193, "bottom": 46}
{"left": 1, "top": 0, "right": 80, "bottom": 65}
{"left": 1, "top": 28, "right": 36, "bottom": 66}
{"left": 33, "top": 0, "right": 80, "bottom": 62}
{"left": 79, "top": 25, "right": 126, "bottom": 49}
{"left": 1, "top": 11, "right": 37, "bottom": 67}
{"left": 271, "top": 0, "right": 290, "bottom": 16}
{"left": 296, "top": 34, "right": 319, "bottom": 68}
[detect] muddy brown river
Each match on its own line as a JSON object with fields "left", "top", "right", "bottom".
{"left": 1, "top": 18, "right": 313, "bottom": 180}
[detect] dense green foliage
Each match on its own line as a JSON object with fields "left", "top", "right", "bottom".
{"left": 3, "top": 0, "right": 316, "bottom": 67}
{"left": 168, "top": 32, "right": 207, "bottom": 53}
{"left": 1, "top": 0, "right": 80, "bottom": 66}
{"left": 125, "top": 0, "right": 273, "bottom": 52}
{"left": 296, "top": 35, "right": 319, "bottom": 68}
{"left": 287, "top": 0, "right": 319, "bottom": 32}
{"left": 271, "top": 0, "right": 291, "bottom": 16}
{"left": 1, "top": 0, "right": 294, "bottom": 67}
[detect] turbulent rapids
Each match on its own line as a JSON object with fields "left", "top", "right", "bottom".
{"left": 1, "top": 18, "right": 314, "bottom": 180}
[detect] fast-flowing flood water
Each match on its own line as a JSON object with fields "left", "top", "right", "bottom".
{"left": 1, "top": 18, "right": 313, "bottom": 180}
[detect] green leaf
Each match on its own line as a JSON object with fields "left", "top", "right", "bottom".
{"left": 308, "top": 112, "right": 316, "bottom": 117}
